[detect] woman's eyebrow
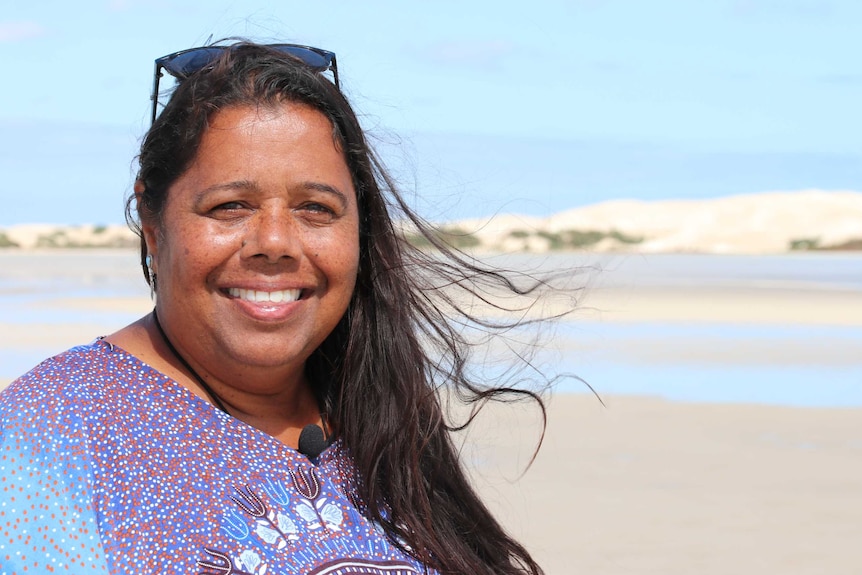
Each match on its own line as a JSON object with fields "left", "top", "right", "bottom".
{"left": 193, "top": 180, "right": 260, "bottom": 202}
{"left": 302, "top": 182, "right": 349, "bottom": 210}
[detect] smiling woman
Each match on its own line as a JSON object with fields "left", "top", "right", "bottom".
{"left": 0, "top": 42, "right": 558, "bottom": 575}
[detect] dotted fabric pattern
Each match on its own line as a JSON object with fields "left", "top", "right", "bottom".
{"left": 0, "top": 341, "right": 432, "bottom": 575}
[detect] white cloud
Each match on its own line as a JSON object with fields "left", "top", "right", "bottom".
{"left": 0, "top": 21, "right": 47, "bottom": 43}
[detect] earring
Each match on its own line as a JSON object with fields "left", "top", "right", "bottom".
{"left": 145, "top": 254, "right": 158, "bottom": 297}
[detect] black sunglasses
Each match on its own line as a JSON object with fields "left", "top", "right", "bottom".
{"left": 150, "top": 44, "right": 339, "bottom": 124}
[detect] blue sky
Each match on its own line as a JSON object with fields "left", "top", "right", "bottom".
{"left": 2, "top": 0, "right": 861, "bottom": 225}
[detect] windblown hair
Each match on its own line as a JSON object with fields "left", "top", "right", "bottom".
{"left": 129, "top": 42, "right": 563, "bottom": 575}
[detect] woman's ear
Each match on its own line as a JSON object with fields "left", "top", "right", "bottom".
{"left": 135, "top": 180, "right": 159, "bottom": 259}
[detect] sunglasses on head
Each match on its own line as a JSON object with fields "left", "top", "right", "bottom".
{"left": 150, "top": 43, "right": 339, "bottom": 124}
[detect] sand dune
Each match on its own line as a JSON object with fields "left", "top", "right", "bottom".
{"left": 452, "top": 189, "right": 862, "bottom": 253}
{"left": 1, "top": 223, "right": 136, "bottom": 249}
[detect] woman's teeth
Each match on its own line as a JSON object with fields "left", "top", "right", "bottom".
{"left": 228, "top": 288, "right": 301, "bottom": 303}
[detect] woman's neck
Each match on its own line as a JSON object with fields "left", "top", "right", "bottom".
{"left": 105, "top": 314, "right": 322, "bottom": 448}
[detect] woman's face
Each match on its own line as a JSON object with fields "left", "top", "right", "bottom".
{"left": 144, "top": 102, "right": 359, "bottom": 386}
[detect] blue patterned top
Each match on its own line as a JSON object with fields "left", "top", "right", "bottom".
{"left": 0, "top": 340, "right": 433, "bottom": 575}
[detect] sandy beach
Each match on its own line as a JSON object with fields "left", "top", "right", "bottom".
{"left": 1, "top": 250, "right": 860, "bottom": 573}
{"left": 467, "top": 394, "right": 862, "bottom": 575}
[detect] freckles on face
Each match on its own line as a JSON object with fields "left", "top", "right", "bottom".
{"left": 146, "top": 102, "right": 361, "bottom": 376}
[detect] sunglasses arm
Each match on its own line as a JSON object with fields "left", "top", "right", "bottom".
{"left": 150, "top": 63, "right": 163, "bottom": 125}
{"left": 330, "top": 55, "right": 340, "bottom": 89}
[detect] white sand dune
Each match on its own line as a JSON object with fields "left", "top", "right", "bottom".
{"left": 453, "top": 189, "right": 862, "bottom": 253}
{"left": 1, "top": 223, "right": 136, "bottom": 249}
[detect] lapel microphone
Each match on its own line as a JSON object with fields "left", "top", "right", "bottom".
{"left": 297, "top": 423, "right": 328, "bottom": 460}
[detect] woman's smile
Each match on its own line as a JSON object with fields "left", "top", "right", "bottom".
{"left": 225, "top": 287, "right": 303, "bottom": 303}
{"left": 222, "top": 285, "right": 308, "bottom": 322}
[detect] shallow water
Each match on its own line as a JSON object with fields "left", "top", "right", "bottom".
{"left": 484, "top": 251, "right": 862, "bottom": 290}
{"left": 552, "top": 321, "right": 862, "bottom": 407}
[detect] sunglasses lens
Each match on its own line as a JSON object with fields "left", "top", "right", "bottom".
{"left": 161, "top": 47, "right": 226, "bottom": 78}
{"left": 271, "top": 45, "right": 332, "bottom": 70}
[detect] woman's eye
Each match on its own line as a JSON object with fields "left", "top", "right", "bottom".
{"left": 300, "top": 203, "right": 337, "bottom": 220}
{"left": 307, "top": 203, "right": 332, "bottom": 213}
{"left": 215, "top": 201, "right": 244, "bottom": 211}
{"left": 207, "top": 201, "right": 247, "bottom": 216}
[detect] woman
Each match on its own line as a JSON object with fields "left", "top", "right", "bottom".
{"left": 0, "top": 42, "right": 550, "bottom": 575}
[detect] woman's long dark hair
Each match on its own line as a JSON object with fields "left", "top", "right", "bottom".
{"left": 131, "top": 42, "right": 571, "bottom": 575}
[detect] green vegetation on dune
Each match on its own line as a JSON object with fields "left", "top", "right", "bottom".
{"left": 789, "top": 237, "right": 862, "bottom": 251}
{"left": 826, "top": 239, "right": 862, "bottom": 250}
{"left": 0, "top": 232, "right": 19, "bottom": 248}
{"left": 514, "top": 228, "right": 643, "bottom": 250}
{"left": 789, "top": 238, "right": 820, "bottom": 250}
{"left": 30, "top": 230, "right": 137, "bottom": 249}
{"left": 403, "top": 226, "right": 481, "bottom": 250}
{"left": 35, "top": 230, "right": 69, "bottom": 248}
{"left": 404, "top": 226, "right": 645, "bottom": 251}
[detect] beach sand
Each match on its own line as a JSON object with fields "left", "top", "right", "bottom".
{"left": 1, "top": 251, "right": 860, "bottom": 573}
{"left": 463, "top": 394, "right": 862, "bottom": 574}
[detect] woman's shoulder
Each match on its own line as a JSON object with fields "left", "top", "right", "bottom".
{"left": 0, "top": 339, "right": 145, "bottom": 421}
{"left": 0, "top": 341, "right": 119, "bottom": 457}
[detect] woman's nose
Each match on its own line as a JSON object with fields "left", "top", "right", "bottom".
{"left": 243, "top": 207, "right": 301, "bottom": 263}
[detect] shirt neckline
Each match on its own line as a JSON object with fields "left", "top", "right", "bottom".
{"left": 90, "top": 337, "right": 340, "bottom": 465}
